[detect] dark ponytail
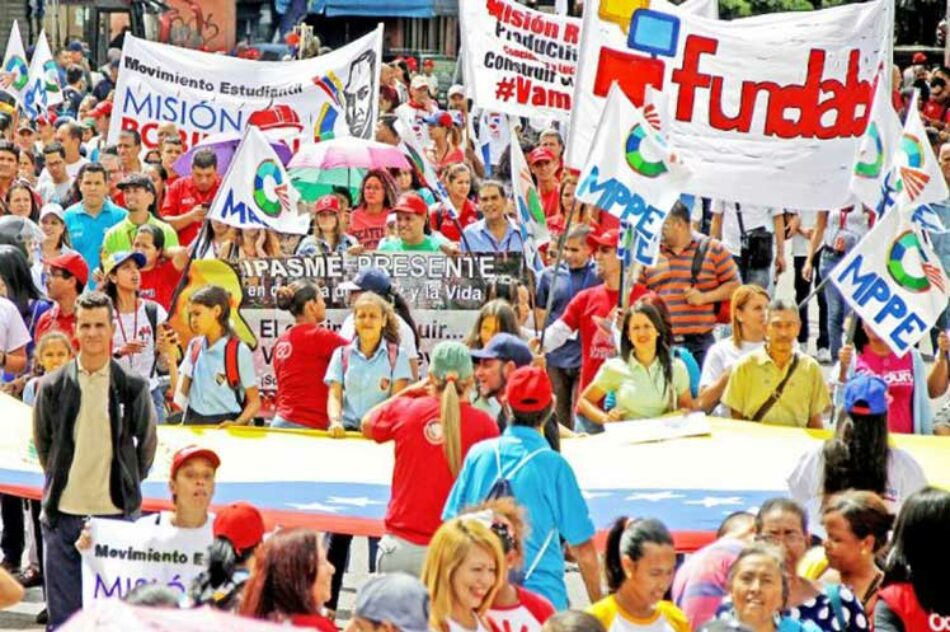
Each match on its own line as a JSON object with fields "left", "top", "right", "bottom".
{"left": 389, "top": 290, "right": 421, "bottom": 351}
{"left": 276, "top": 280, "right": 319, "bottom": 317}
{"left": 604, "top": 517, "right": 674, "bottom": 592}
{"left": 188, "top": 536, "right": 256, "bottom": 608}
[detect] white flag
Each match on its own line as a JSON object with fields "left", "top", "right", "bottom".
{"left": 893, "top": 91, "right": 950, "bottom": 210}
{"left": 850, "top": 70, "right": 902, "bottom": 213}
{"left": 830, "top": 207, "right": 949, "bottom": 355}
{"left": 21, "top": 30, "right": 62, "bottom": 120}
{"left": 509, "top": 119, "right": 549, "bottom": 273}
{"left": 207, "top": 126, "right": 309, "bottom": 234}
{"left": 0, "top": 21, "right": 29, "bottom": 103}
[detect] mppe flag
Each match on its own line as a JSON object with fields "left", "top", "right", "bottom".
{"left": 207, "top": 126, "right": 309, "bottom": 235}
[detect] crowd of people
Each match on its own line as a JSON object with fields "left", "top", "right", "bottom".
{"left": 0, "top": 23, "right": 947, "bottom": 632}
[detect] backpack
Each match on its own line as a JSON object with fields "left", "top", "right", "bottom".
{"left": 341, "top": 341, "right": 400, "bottom": 393}
{"left": 189, "top": 336, "right": 244, "bottom": 408}
{"left": 690, "top": 237, "right": 731, "bottom": 324}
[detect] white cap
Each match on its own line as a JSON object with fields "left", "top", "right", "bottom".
{"left": 448, "top": 84, "right": 466, "bottom": 98}
{"left": 39, "top": 203, "right": 65, "bottom": 222}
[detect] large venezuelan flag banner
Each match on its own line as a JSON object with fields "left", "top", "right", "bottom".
{"left": 2, "top": 396, "right": 947, "bottom": 551}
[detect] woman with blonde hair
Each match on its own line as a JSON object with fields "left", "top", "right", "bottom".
{"left": 422, "top": 517, "right": 507, "bottom": 632}
{"left": 697, "top": 284, "right": 769, "bottom": 413}
{"left": 361, "top": 341, "right": 499, "bottom": 577}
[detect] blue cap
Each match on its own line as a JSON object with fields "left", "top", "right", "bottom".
{"left": 470, "top": 333, "right": 533, "bottom": 367}
{"left": 339, "top": 267, "right": 392, "bottom": 296}
{"left": 353, "top": 573, "right": 430, "bottom": 632}
{"left": 844, "top": 374, "right": 888, "bottom": 415}
{"left": 66, "top": 41, "right": 84, "bottom": 53}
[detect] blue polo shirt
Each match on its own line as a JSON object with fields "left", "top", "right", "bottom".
{"left": 180, "top": 336, "right": 257, "bottom": 416}
{"left": 461, "top": 219, "right": 525, "bottom": 253}
{"left": 325, "top": 339, "right": 412, "bottom": 429}
{"left": 64, "top": 199, "right": 127, "bottom": 288}
{"left": 536, "top": 261, "right": 599, "bottom": 369}
{"left": 443, "top": 425, "right": 595, "bottom": 609}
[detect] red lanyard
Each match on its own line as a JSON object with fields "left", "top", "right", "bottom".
{"left": 116, "top": 299, "right": 139, "bottom": 365}
{"left": 838, "top": 206, "right": 854, "bottom": 230}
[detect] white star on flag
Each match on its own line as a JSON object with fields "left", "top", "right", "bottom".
{"left": 287, "top": 502, "right": 341, "bottom": 513}
{"left": 325, "top": 496, "right": 384, "bottom": 507}
{"left": 625, "top": 491, "right": 686, "bottom": 502}
{"left": 684, "top": 496, "right": 744, "bottom": 508}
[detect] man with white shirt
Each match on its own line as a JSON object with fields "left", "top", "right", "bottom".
{"left": 37, "top": 143, "right": 73, "bottom": 205}
{"left": 710, "top": 201, "right": 786, "bottom": 290}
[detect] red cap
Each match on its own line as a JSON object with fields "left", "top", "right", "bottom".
{"left": 37, "top": 112, "right": 56, "bottom": 127}
{"left": 423, "top": 58, "right": 434, "bottom": 68}
{"left": 248, "top": 104, "right": 303, "bottom": 132}
{"left": 314, "top": 194, "right": 341, "bottom": 214}
{"left": 170, "top": 445, "right": 221, "bottom": 480}
{"left": 89, "top": 101, "right": 113, "bottom": 118}
{"left": 406, "top": 57, "right": 418, "bottom": 72}
{"left": 393, "top": 192, "right": 429, "bottom": 216}
{"left": 46, "top": 252, "right": 89, "bottom": 286}
{"left": 506, "top": 366, "right": 553, "bottom": 413}
{"left": 528, "top": 147, "right": 556, "bottom": 165}
{"left": 913, "top": 52, "right": 928, "bottom": 64}
{"left": 213, "top": 502, "right": 265, "bottom": 556}
{"left": 587, "top": 228, "right": 620, "bottom": 250}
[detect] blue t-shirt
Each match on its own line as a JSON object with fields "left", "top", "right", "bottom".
{"left": 461, "top": 219, "right": 525, "bottom": 253}
{"left": 324, "top": 339, "right": 412, "bottom": 429}
{"left": 535, "top": 262, "right": 599, "bottom": 369}
{"left": 64, "top": 199, "right": 127, "bottom": 288}
{"left": 180, "top": 336, "right": 257, "bottom": 416}
{"left": 443, "top": 425, "right": 595, "bottom": 610}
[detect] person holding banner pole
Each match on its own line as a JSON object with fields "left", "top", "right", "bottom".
{"left": 160, "top": 148, "right": 220, "bottom": 247}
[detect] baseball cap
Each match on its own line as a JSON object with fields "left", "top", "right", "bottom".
{"left": 338, "top": 267, "right": 392, "bottom": 295}
{"left": 393, "top": 192, "right": 428, "bottom": 216}
{"left": 170, "top": 445, "right": 221, "bottom": 480}
{"left": 66, "top": 41, "right": 84, "bottom": 53}
{"left": 39, "top": 203, "right": 65, "bottom": 223}
{"left": 17, "top": 119, "right": 35, "bottom": 133}
{"left": 46, "top": 251, "right": 89, "bottom": 286}
{"left": 448, "top": 84, "right": 466, "bottom": 98}
{"left": 423, "top": 110, "right": 457, "bottom": 128}
{"left": 588, "top": 228, "right": 620, "bottom": 250}
{"left": 101, "top": 250, "right": 146, "bottom": 278}
{"left": 410, "top": 75, "right": 429, "bottom": 90}
{"left": 913, "top": 52, "right": 928, "bottom": 64}
{"left": 213, "top": 502, "right": 265, "bottom": 556}
{"left": 81, "top": 117, "right": 96, "bottom": 130}
{"left": 506, "top": 366, "right": 553, "bottom": 413}
{"left": 528, "top": 147, "right": 556, "bottom": 165}
{"left": 470, "top": 333, "right": 533, "bottom": 368}
{"left": 429, "top": 341, "right": 474, "bottom": 382}
{"left": 314, "top": 194, "right": 341, "bottom": 214}
{"left": 89, "top": 101, "right": 113, "bottom": 118}
{"left": 423, "top": 58, "right": 434, "bottom": 67}
{"left": 353, "top": 574, "right": 430, "bottom": 632}
{"left": 844, "top": 374, "right": 888, "bottom": 416}
{"left": 117, "top": 172, "right": 155, "bottom": 193}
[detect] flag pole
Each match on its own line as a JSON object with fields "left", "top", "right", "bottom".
{"left": 538, "top": 197, "right": 579, "bottom": 349}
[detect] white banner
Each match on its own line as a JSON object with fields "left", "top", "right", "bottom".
{"left": 21, "top": 29, "right": 62, "bottom": 120}
{"left": 567, "top": 0, "right": 887, "bottom": 209}
{"left": 460, "top": 0, "right": 581, "bottom": 119}
{"left": 830, "top": 208, "right": 949, "bottom": 355}
{"left": 109, "top": 29, "right": 382, "bottom": 150}
{"left": 81, "top": 518, "right": 211, "bottom": 605}
{"left": 0, "top": 21, "right": 29, "bottom": 103}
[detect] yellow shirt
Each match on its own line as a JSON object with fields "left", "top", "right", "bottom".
{"left": 588, "top": 595, "right": 690, "bottom": 632}
{"left": 721, "top": 348, "right": 830, "bottom": 427}
{"left": 591, "top": 356, "right": 690, "bottom": 419}
{"left": 58, "top": 358, "right": 121, "bottom": 516}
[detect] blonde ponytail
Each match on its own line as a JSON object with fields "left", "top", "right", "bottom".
{"left": 439, "top": 375, "right": 466, "bottom": 476}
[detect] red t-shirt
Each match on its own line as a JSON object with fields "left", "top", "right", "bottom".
{"left": 367, "top": 395, "right": 499, "bottom": 545}
{"left": 139, "top": 258, "right": 182, "bottom": 311}
{"left": 349, "top": 207, "right": 390, "bottom": 250}
{"left": 34, "top": 304, "right": 78, "bottom": 350}
{"left": 921, "top": 98, "right": 950, "bottom": 125}
{"left": 855, "top": 349, "right": 914, "bottom": 434}
{"left": 488, "top": 586, "right": 556, "bottom": 632}
{"left": 434, "top": 146, "right": 466, "bottom": 177}
{"left": 431, "top": 198, "right": 478, "bottom": 242}
{"left": 160, "top": 176, "right": 220, "bottom": 245}
{"left": 540, "top": 185, "right": 560, "bottom": 219}
{"left": 272, "top": 323, "right": 346, "bottom": 429}
{"left": 558, "top": 284, "right": 643, "bottom": 392}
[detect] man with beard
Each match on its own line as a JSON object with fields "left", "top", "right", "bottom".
{"left": 344, "top": 51, "right": 376, "bottom": 139}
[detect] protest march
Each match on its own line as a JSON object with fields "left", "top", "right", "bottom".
{"left": 0, "top": 0, "right": 949, "bottom": 630}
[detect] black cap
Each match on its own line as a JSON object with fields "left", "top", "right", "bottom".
{"left": 117, "top": 172, "right": 155, "bottom": 193}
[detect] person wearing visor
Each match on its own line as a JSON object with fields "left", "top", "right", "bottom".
{"left": 102, "top": 172, "right": 178, "bottom": 257}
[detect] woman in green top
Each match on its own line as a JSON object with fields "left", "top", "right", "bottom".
{"left": 577, "top": 300, "right": 693, "bottom": 426}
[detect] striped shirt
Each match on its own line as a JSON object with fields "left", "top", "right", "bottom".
{"left": 639, "top": 234, "right": 739, "bottom": 336}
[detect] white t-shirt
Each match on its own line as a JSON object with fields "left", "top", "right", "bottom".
{"left": 786, "top": 445, "right": 928, "bottom": 538}
{"left": 111, "top": 299, "right": 168, "bottom": 390}
{"left": 712, "top": 201, "right": 782, "bottom": 256}
{"left": 447, "top": 617, "right": 491, "bottom": 632}
{"left": 134, "top": 510, "right": 215, "bottom": 542}
{"left": 823, "top": 204, "right": 873, "bottom": 253}
{"left": 790, "top": 209, "right": 818, "bottom": 258}
{"left": 338, "top": 313, "right": 419, "bottom": 360}
{"left": 477, "top": 110, "right": 511, "bottom": 166}
{"left": 0, "top": 297, "right": 30, "bottom": 355}
{"left": 65, "top": 156, "right": 90, "bottom": 180}
{"left": 700, "top": 339, "right": 765, "bottom": 417}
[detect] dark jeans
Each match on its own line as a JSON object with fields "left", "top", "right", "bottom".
{"left": 547, "top": 365, "right": 580, "bottom": 431}
{"left": 325, "top": 533, "right": 380, "bottom": 611}
{"left": 183, "top": 409, "right": 234, "bottom": 426}
{"left": 43, "top": 514, "right": 87, "bottom": 629}
{"left": 794, "top": 254, "right": 829, "bottom": 350}
{"left": 679, "top": 332, "right": 715, "bottom": 371}
{"left": 1, "top": 495, "right": 24, "bottom": 568}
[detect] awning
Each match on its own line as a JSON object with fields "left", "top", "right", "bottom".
{"left": 309, "top": 0, "right": 438, "bottom": 17}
